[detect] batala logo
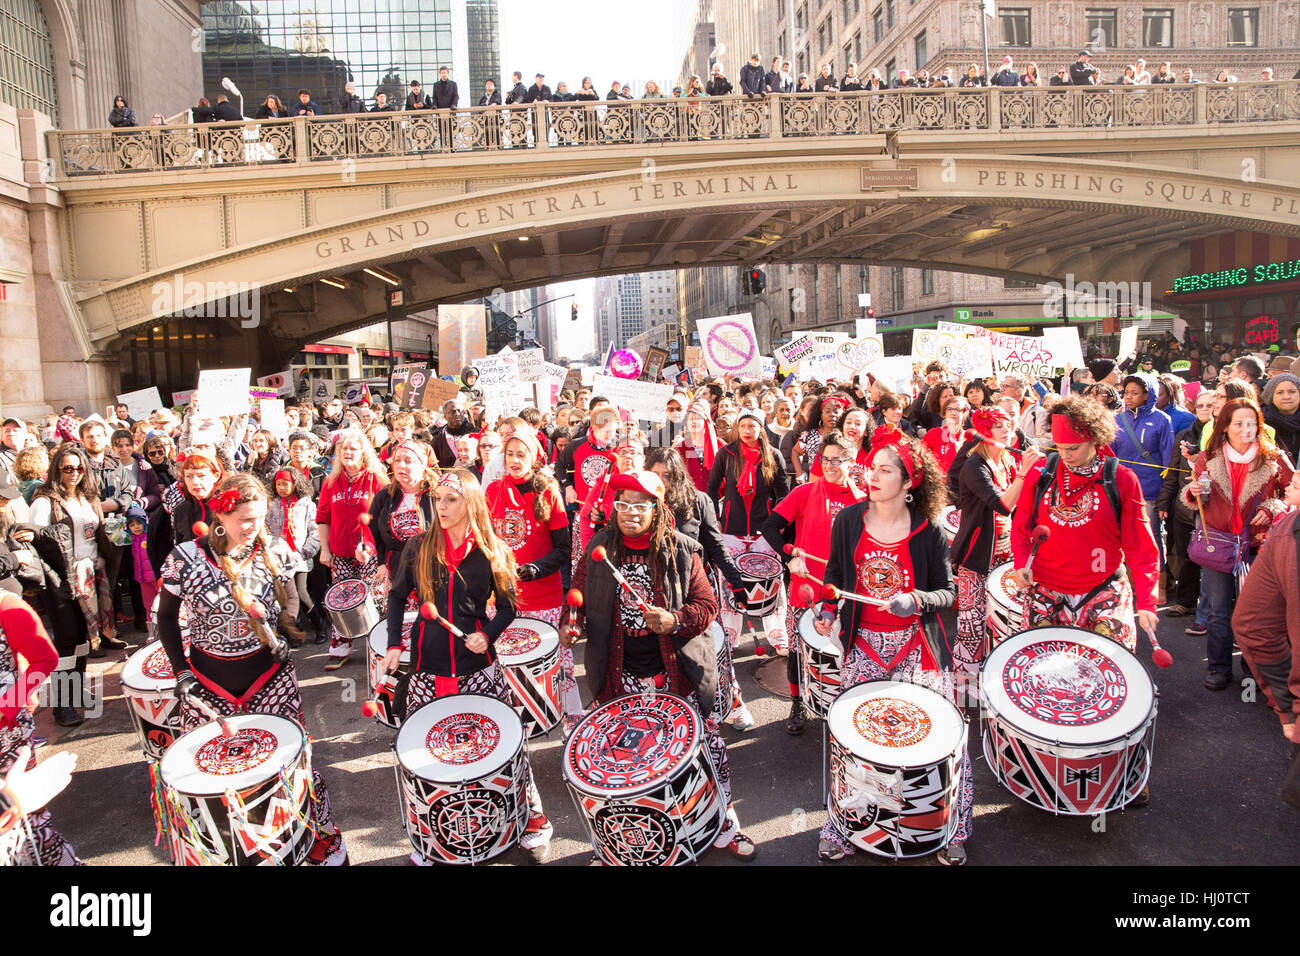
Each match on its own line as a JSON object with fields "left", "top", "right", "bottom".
{"left": 49, "top": 886, "right": 151, "bottom": 935}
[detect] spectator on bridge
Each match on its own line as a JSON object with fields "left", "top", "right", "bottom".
{"left": 1070, "top": 50, "right": 1100, "bottom": 85}
{"left": 212, "top": 94, "right": 243, "bottom": 122}
{"left": 505, "top": 72, "right": 527, "bottom": 104}
{"left": 479, "top": 79, "right": 501, "bottom": 106}
{"left": 959, "top": 63, "right": 986, "bottom": 87}
{"left": 404, "top": 80, "right": 432, "bottom": 110}
{"left": 671, "top": 86, "right": 683, "bottom": 97}
{"left": 1050, "top": 66, "right": 1070, "bottom": 86}
{"left": 1214, "top": 70, "right": 1234, "bottom": 83}
{"left": 765, "top": 56, "right": 787, "bottom": 93}
{"left": 431, "top": 66, "right": 459, "bottom": 109}
{"left": 1119, "top": 65, "right": 1138, "bottom": 85}
{"left": 1153, "top": 62, "right": 1175, "bottom": 84}
{"left": 707, "top": 65, "right": 733, "bottom": 96}
{"left": 989, "top": 56, "right": 1020, "bottom": 87}
{"left": 606, "top": 79, "right": 623, "bottom": 100}
{"left": 642, "top": 80, "right": 664, "bottom": 98}
{"left": 255, "top": 94, "right": 287, "bottom": 119}
{"left": 841, "top": 63, "right": 863, "bottom": 91}
{"left": 893, "top": 69, "right": 919, "bottom": 89}
{"left": 621, "top": 85, "right": 633, "bottom": 99}
{"left": 574, "top": 77, "right": 599, "bottom": 101}
{"left": 370, "top": 91, "right": 394, "bottom": 112}
{"left": 292, "top": 89, "right": 320, "bottom": 117}
{"left": 523, "top": 74, "right": 552, "bottom": 103}
{"left": 337, "top": 82, "right": 364, "bottom": 113}
{"left": 863, "top": 68, "right": 887, "bottom": 91}
{"left": 1260, "top": 68, "right": 1274, "bottom": 81}
{"left": 108, "top": 95, "right": 137, "bottom": 128}
{"left": 814, "top": 64, "right": 838, "bottom": 92}
{"left": 794, "top": 73, "right": 815, "bottom": 96}
{"left": 149, "top": 112, "right": 164, "bottom": 125}
{"left": 740, "top": 54, "right": 766, "bottom": 96}
{"left": 1134, "top": 59, "right": 1152, "bottom": 84}
{"left": 1020, "top": 62, "right": 1041, "bottom": 86}
{"left": 915, "top": 69, "right": 933, "bottom": 88}
{"left": 1182, "top": 68, "right": 1199, "bottom": 83}
{"left": 192, "top": 97, "right": 215, "bottom": 123}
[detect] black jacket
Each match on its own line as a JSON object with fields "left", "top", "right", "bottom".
{"left": 337, "top": 91, "right": 364, "bottom": 113}
{"left": 404, "top": 90, "right": 432, "bottom": 110}
{"left": 290, "top": 99, "right": 320, "bottom": 116}
{"left": 212, "top": 100, "right": 243, "bottom": 122}
{"left": 951, "top": 449, "right": 1013, "bottom": 574}
{"left": 824, "top": 501, "right": 956, "bottom": 669}
{"left": 740, "top": 63, "right": 765, "bottom": 95}
{"left": 254, "top": 104, "right": 288, "bottom": 118}
{"left": 1070, "top": 60, "right": 1100, "bottom": 85}
{"left": 706, "top": 76, "right": 733, "bottom": 96}
{"left": 431, "top": 79, "right": 459, "bottom": 108}
{"left": 707, "top": 442, "right": 790, "bottom": 536}
{"left": 386, "top": 537, "right": 515, "bottom": 677}
{"left": 989, "top": 68, "right": 1021, "bottom": 87}
{"left": 505, "top": 82, "right": 528, "bottom": 104}
{"left": 29, "top": 492, "right": 111, "bottom": 601}
{"left": 522, "top": 83, "right": 552, "bottom": 103}
{"left": 369, "top": 101, "right": 395, "bottom": 112}
{"left": 674, "top": 489, "right": 745, "bottom": 590}
{"left": 478, "top": 90, "right": 502, "bottom": 106}
{"left": 367, "top": 487, "right": 435, "bottom": 575}
{"left": 247, "top": 447, "right": 289, "bottom": 490}
{"left": 814, "top": 74, "right": 838, "bottom": 92}
{"left": 1156, "top": 423, "right": 1199, "bottom": 524}
{"left": 109, "top": 106, "right": 137, "bottom": 128}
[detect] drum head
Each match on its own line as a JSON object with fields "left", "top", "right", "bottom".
{"left": 734, "top": 550, "right": 782, "bottom": 580}
{"left": 324, "top": 579, "right": 368, "bottom": 612}
{"left": 160, "top": 714, "right": 306, "bottom": 796}
{"left": 941, "top": 506, "right": 960, "bottom": 538}
{"left": 121, "top": 641, "right": 176, "bottom": 692}
{"left": 710, "top": 621, "right": 726, "bottom": 653}
{"left": 828, "top": 681, "right": 964, "bottom": 767}
{"left": 368, "top": 621, "right": 411, "bottom": 663}
{"left": 396, "top": 694, "right": 523, "bottom": 785}
{"left": 494, "top": 618, "right": 560, "bottom": 665}
{"left": 564, "top": 693, "right": 702, "bottom": 797}
{"left": 982, "top": 627, "right": 1155, "bottom": 745}
{"left": 797, "top": 609, "right": 842, "bottom": 655}
{"left": 987, "top": 562, "right": 1024, "bottom": 609}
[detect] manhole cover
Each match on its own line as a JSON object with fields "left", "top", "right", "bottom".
{"left": 754, "top": 656, "right": 793, "bottom": 699}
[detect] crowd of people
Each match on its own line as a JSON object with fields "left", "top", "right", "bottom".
{"left": 1, "top": 332, "right": 1297, "bottom": 867}
{"left": 104, "top": 56, "right": 1292, "bottom": 129}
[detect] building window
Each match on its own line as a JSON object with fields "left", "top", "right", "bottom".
{"left": 778, "top": 0, "right": 785, "bottom": 16}
{"left": 843, "top": 0, "right": 852, "bottom": 21}
{"left": 796, "top": 6, "right": 805, "bottom": 30}
{"left": 779, "top": 33, "right": 787, "bottom": 57}
{"left": 0, "top": 0, "right": 60, "bottom": 123}
{"left": 818, "top": 21, "right": 827, "bottom": 53}
{"left": 999, "top": 8, "right": 1032, "bottom": 46}
{"left": 921, "top": 269, "right": 934, "bottom": 296}
{"left": 1004, "top": 278, "right": 1037, "bottom": 289}
{"left": 844, "top": 42, "right": 854, "bottom": 69}
{"left": 873, "top": 7, "right": 884, "bottom": 41}
{"left": 1085, "top": 9, "right": 1117, "bottom": 51}
{"left": 914, "top": 29, "right": 927, "bottom": 67}
{"left": 1227, "top": 8, "right": 1259, "bottom": 46}
{"left": 886, "top": 0, "right": 896, "bottom": 29}
{"left": 891, "top": 267, "right": 904, "bottom": 312}
{"left": 854, "top": 30, "right": 863, "bottom": 60}
{"left": 798, "top": 52, "right": 807, "bottom": 74}
{"left": 885, "top": 57, "right": 896, "bottom": 81}
{"left": 1142, "top": 9, "right": 1173, "bottom": 46}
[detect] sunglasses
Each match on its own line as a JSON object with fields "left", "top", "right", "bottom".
{"left": 61, "top": 464, "right": 84, "bottom": 474}
{"left": 147, "top": 448, "right": 166, "bottom": 456}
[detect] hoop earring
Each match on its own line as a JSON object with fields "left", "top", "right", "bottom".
{"left": 213, "top": 524, "right": 226, "bottom": 538}
{"left": 904, "top": 493, "right": 914, "bottom": 504}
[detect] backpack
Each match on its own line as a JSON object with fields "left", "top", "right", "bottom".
{"left": 1031, "top": 452, "right": 1122, "bottom": 527}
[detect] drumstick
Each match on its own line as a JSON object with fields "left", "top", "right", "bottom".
{"left": 1024, "top": 525, "right": 1051, "bottom": 575}
{"left": 1143, "top": 624, "right": 1173, "bottom": 668}
{"left": 590, "top": 545, "right": 652, "bottom": 614}
{"left": 820, "top": 583, "right": 891, "bottom": 609}
{"left": 565, "top": 589, "right": 583, "bottom": 640}
{"left": 188, "top": 695, "right": 236, "bottom": 739}
{"left": 361, "top": 674, "right": 398, "bottom": 718}
{"left": 419, "top": 601, "right": 467, "bottom": 639}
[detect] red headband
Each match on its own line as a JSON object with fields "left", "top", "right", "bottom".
{"left": 273, "top": 469, "right": 293, "bottom": 484}
{"left": 210, "top": 487, "right": 242, "bottom": 513}
{"left": 864, "top": 424, "right": 922, "bottom": 489}
{"left": 436, "top": 470, "right": 465, "bottom": 491}
{"left": 1051, "top": 414, "right": 1094, "bottom": 446}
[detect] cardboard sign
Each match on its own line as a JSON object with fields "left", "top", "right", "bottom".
{"left": 776, "top": 334, "right": 818, "bottom": 370}
{"left": 400, "top": 367, "right": 432, "bottom": 409}
{"left": 641, "top": 346, "right": 670, "bottom": 383}
{"left": 170, "top": 388, "right": 196, "bottom": 407}
{"left": 256, "top": 370, "right": 296, "bottom": 398}
{"left": 835, "top": 337, "right": 885, "bottom": 376}
{"left": 342, "top": 382, "right": 373, "bottom": 406}
{"left": 592, "top": 374, "right": 675, "bottom": 423}
{"left": 869, "top": 356, "right": 915, "bottom": 394}
{"left": 515, "top": 348, "right": 546, "bottom": 383}
{"left": 1117, "top": 325, "right": 1139, "bottom": 361}
{"left": 1040, "top": 326, "right": 1085, "bottom": 369}
{"left": 944, "top": 338, "right": 994, "bottom": 378}
{"left": 438, "top": 304, "right": 487, "bottom": 378}
{"left": 562, "top": 368, "right": 584, "bottom": 393}
{"left": 983, "top": 330, "right": 1068, "bottom": 377}
{"left": 475, "top": 353, "right": 521, "bottom": 390}
{"left": 197, "top": 368, "right": 252, "bottom": 418}
{"left": 579, "top": 366, "right": 597, "bottom": 386}
{"left": 310, "top": 377, "right": 336, "bottom": 403}
{"left": 259, "top": 399, "right": 286, "bottom": 439}
{"left": 420, "top": 377, "right": 461, "bottom": 411}
{"left": 115, "top": 387, "right": 163, "bottom": 420}
{"left": 696, "top": 314, "right": 761, "bottom": 379}
{"left": 661, "top": 363, "right": 681, "bottom": 381}
{"left": 759, "top": 355, "right": 778, "bottom": 379}
{"left": 539, "top": 362, "right": 568, "bottom": 388}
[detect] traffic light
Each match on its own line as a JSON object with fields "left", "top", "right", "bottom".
{"left": 571, "top": 302, "right": 579, "bottom": 321}
{"left": 741, "top": 267, "right": 766, "bottom": 295}
{"left": 866, "top": 306, "right": 875, "bottom": 318}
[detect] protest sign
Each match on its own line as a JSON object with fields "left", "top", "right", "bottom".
{"left": 683, "top": 347, "right": 706, "bottom": 377}
{"left": 115, "top": 387, "right": 163, "bottom": 420}
{"left": 256, "top": 370, "right": 296, "bottom": 398}
{"left": 438, "top": 304, "right": 487, "bottom": 378}
{"left": 869, "top": 356, "right": 915, "bottom": 394}
{"left": 259, "top": 399, "right": 286, "bottom": 439}
{"left": 309, "top": 377, "right": 335, "bottom": 403}
{"left": 856, "top": 318, "right": 876, "bottom": 339}
{"left": 697, "top": 314, "right": 762, "bottom": 378}
{"left": 642, "top": 346, "right": 669, "bottom": 383}
{"left": 515, "top": 348, "right": 545, "bottom": 383}
{"left": 579, "top": 366, "right": 597, "bottom": 386}
{"left": 759, "top": 356, "right": 778, "bottom": 379}
{"left": 399, "top": 366, "right": 431, "bottom": 409}
{"left": 170, "top": 388, "right": 195, "bottom": 407}
{"left": 835, "top": 337, "right": 885, "bottom": 376}
{"left": 592, "top": 374, "right": 675, "bottom": 423}
{"left": 197, "top": 368, "right": 251, "bottom": 418}
{"left": 984, "top": 330, "right": 1069, "bottom": 377}
{"left": 776, "top": 334, "right": 817, "bottom": 370}
{"left": 1117, "top": 325, "right": 1139, "bottom": 361}
{"left": 1041, "top": 326, "right": 1085, "bottom": 369}
{"left": 420, "top": 377, "right": 461, "bottom": 411}
{"left": 342, "top": 382, "right": 373, "bottom": 406}
{"left": 944, "top": 337, "right": 994, "bottom": 378}
{"left": 476, "top": 353, "right": 521, "bottom": 390}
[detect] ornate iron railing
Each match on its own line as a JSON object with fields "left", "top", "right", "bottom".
{"left": 47, "top": 81, "right": 1300, "bottom": 179}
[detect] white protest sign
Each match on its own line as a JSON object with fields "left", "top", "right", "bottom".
{"left": 835, "top": 337, "right": 885, "bottom": 376}
{"left": 1041, "top": 326, "right": 1085, "bottom": 369}
{"left": 592, "top": 374, "right": 675, "bottom": 422}
{"left": 776, "top": 334, "right": 818, "bottom": 370}
{"left": 476, "top": 353, "right": 522, "bottom": 389}
{"left": 1117, "top": 325, "right": 1139, "bottom": 361}
{"left": 197, "top": 368, "right": 252, "bottom": 418}
{"left": 982, "top": 330, "right": 1069, "bottom": 377}
{"left": 259, "top": 399, "right": 287, "bottom": 439}
{"left": 310, "top": 377, "right": 335, "bottom": 403}
{"left": 759, "top": 356, "right": 778, "bottom": 379}
{"left": 944, "top": 337, "right": 994, "bottom": 378}
{"left": 697, "top": 314, "right": 762, "bottom": 378}
{"left": 170, "top": 388, "right": 196, "bottom": 407}
{"left": 515, "top": 348, "right": 545, "bottom": 383}
{"left": 115, "top": 387, "right": 163, "bottom": 420}
{"left": 256, "top": 370, "right": 295, "bottom": 398}
{"left": 579, "top": 366, "right": 597, "bottom": 386}
{"left": 869, "top": 356, "right": 915, "bottom": 394}
{"left": 856, "top": 318, "right": 876, "bottom": 339}
{"left": 935, "top": 321, "right": 984, "bottom": 340}
{"left": 540, "top": 362, "right": 568, "bottom": 388}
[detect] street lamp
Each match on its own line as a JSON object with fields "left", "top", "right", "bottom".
{"left": 221, "top": 77, "right": 244, "bottom": 118}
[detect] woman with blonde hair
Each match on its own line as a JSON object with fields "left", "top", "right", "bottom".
{"left": 156, "top": 472, "right": 346, "bottom": 865}
{"left": 317, "top": 430, "right": 388, "bottom": 670}
{"left": 382, "top": 468, "right": 554, "bottom": 862}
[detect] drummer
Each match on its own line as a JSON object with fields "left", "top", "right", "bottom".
{"left": 814, "top": 425, "right": 972, "bottom": 865}
{"left": 382, "top": 468, "right": 553, "bottom": 863}
{"left": 156, "top": 473, "right": 347, "bottom": 865}
{"left": 368, "top": 439, "right": 435, "bottom": 613}
{"left": 569, "top": 471, "right": 756, "bottom": 860}
{"left": 484, "top": 428, "right": 583, "bottom": 735}
{"left": 760, "top": 430, "right": 864, "bottom": 735}
{"left": 1010, "top": 396, "right": 1160, "bottom": 654}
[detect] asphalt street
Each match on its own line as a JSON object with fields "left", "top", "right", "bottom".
{"left": 36, "top": 608, "right": 1297, "bottom": 866}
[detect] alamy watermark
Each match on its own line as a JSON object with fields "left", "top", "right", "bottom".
{"left": 151, "top": 274, "right": 261, "bottom": 329}
{"left": 1041, "top": 273, "right": 1153, "bottom": 325}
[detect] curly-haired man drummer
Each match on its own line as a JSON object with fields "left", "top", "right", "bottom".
{"left": 570, "top": 471, "right": 757, "bottom": 861}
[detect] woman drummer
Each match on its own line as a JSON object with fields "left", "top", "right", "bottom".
{"left": 814, "top": 425, "right": 972, "bottom": 865}
{"left": 156, "top": 473, "right": 347, "bottom": 865}
{"left": 382, "top": 468, "right": 553, "bottom": 863}
{"left": 808, "top": 405, "right": 873, "bottom": 492}
{"left": 569, "top": 471, "right": 756, "bottom": 860}
{"left": 761, "top": 430, "right": 865, "bottom": 735}
{"left": 485, "top": 429, "right": 583, "bottom": 734}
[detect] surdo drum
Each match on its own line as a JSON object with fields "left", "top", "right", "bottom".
{"left": 981, "top": 627, "right": 1158, "bottom": 815}
{"left": 728, "top": 547, "right": 785, "bottom": 618}
{"left": 984, "top": 562, "right": 1026, "bottom": 651}
{"left": 394, "top": 694, "right": 529, "bottom": 865}
{"left": 121, "top": 641, "right": 187, "bottom": 761}
{"left": 564, "top": 693, "right": 726, "bottom": 865}
{"left": 366, "top": 614, "right": 415, "bottom": 730}
{"left": 827, "top": 681, "right": 967, "bottom": 859}
{"left": 939, "top": 506, "right": 961, "bottom": 545}
{"left": 158, "top": 714, "right": 315, "bottom": 866}
{"left": 495, "top": 618, "right": 563, "bottom": 739}
{"left": 797, "top": 610, "right": 843, "bottom": 719}
{"left": 712, "top": 621, "right": 734, "bottom": 722}
{"left": 323, "top": 579, "right": 379, "bottom": 640}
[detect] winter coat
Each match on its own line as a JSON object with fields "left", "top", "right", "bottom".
{"left": 1111, "top": 373, "right": 1174, "bottom": 499}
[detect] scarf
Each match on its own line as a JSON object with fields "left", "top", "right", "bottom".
{"left": 737, "top": 440, "right": 761, "bottom": 504}
{"left": 278, "top": 495, "right": 298, "bottom": 551}
{"left": 677, "top": 403, "right": 721, "bottom": 472}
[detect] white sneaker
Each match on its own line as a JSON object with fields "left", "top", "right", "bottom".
{"left": 520, "top": 814, "right": 553, "bottom": 861}
{"left": 728, "top": 702, "right": 756, "bottom": 732}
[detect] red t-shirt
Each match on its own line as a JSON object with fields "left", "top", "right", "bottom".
{"left": 317, "top": 469, "right": 386, "bottom": 558}
{"left": 922, "top": 425, "right": 972, "bottom": 474}
{"left": 571, "top": 441, "right": 616, "bottom": 503}
{"left": 486, "top": 478, "right": 567, "bottom": 611}
{"left": 773, "top": 479, "right": 864, "bottom": 604}
{"left": 853, "top": 527, "right": 917, "bottom": 633}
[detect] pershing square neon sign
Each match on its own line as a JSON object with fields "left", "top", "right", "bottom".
{"left": 1172, "top": 258, "right": 1300, "bottom": 294}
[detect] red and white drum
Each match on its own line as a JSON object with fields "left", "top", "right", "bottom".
{"left": 981, "top": 627, "right": 1157, "bottom": 815}
{"left": 984, "top": 562, "right": 1026, "bottom": 651}
{"left": 939, "top": 505, "right": 961, "bottom": 544}
{"left": 121, "top": 641, "right": 187, "bottom": 762}
{"left": 323, "top": 579, "right": 378, "bottom": 640}
{"left": 827, "top": 680, "right": 967, "bottom": 859}
{"left": 727, "top": 544, "right": 785, "bottom": 618}
{"left": 367, "top": 615, "right": 415, "bottom": 730}
{"left": 711, "top": 622, "right": 734, "bottom": 722}
{"left": 394, "top": 694, "right": 529, "bottom": 865}
{"left": 797, "top": 609, "right": 843, "bottom": 719}
{"left": 495, "top": 618, "right": 563, "bottom": 739}
{"left": 158, "top": 714, "right": 315, "bottom": 866}
{"left": 564, "top": 693, "right": 726, "bottom": 865}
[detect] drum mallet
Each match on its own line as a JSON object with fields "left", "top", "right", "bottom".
{"left": 565, "top": 589, "right": 583, "bottom": 642}
{"left": 188, "top": 695, "right": 237, "bottom": 739}
{"left": 820, "top": 583, "right": 891, "bottom": 609}
{"left": 419, "top": 602, "right": 468, "bottom": 639}
{"left": 1143, "top": 625, "right": 1173, "bottom": 668}
{"left": 1024, "top": 525, "right": 1051, "bottom": 576}
{"left": 590, "top": 545, "right": 653, "bottom": 615}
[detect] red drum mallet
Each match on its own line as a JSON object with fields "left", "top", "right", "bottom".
{"left": 420, "top": 600, "right": 467, "bottom": 639}
{"left": 820, "top": 583, "right": 891, "bottom": 609}
{"left": 591, "top": 545, "right": 652, "bottom": 615}
{"left": 565, "top": 588, "right": 584, "bottom": 641}
{"left": 1143, "top": 625, "right": 1173, "bottom": 668}
{"left": 188, "top": 694, "right": 237, "bottom": 739}
{"left": 1025, "top": 525, "right": 1051, "bottom": 576}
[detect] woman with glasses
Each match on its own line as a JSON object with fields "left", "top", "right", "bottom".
{"left": 27, "top": 447, "right": 107, "bottom": 726}
{"left": 569, "top": 470, "right": 756, "bottom": 860}
{"left": 141, "top": 435, "right": 176, "bottom": 490}
{"left": 922, "top": 395, "right": 973, "bottom": 474}
{"left": 1181, "top": 398, "right": 1292, "bottom": 690}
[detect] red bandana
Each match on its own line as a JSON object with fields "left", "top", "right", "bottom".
{"left": 864, "top": 424, "right": 922, "bottom": 488}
